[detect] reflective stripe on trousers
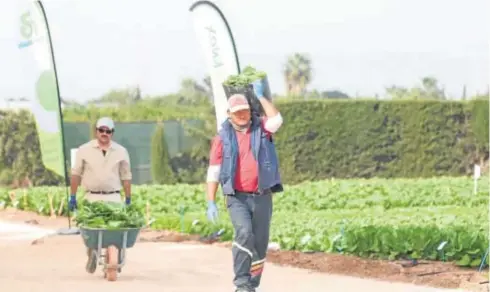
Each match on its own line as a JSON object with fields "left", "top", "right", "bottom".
{"left": 227, "top": 191, "right": 273, "bottom": 289}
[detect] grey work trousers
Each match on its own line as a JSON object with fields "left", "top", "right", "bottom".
{"left": 226, "top": 191, "right": 273, "bottom": 290}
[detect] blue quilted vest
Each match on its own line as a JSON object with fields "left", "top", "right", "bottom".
{"left": 218, "top": 116, "right": 283, "bottom": 195}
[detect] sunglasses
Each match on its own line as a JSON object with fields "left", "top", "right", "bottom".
{"left": 97, "top": 128, "right": 113, "bottom": 134}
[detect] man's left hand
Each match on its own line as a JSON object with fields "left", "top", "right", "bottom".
{"left": 125, "top": 197, "right": 131, "bottom": 205}
{"left": 252, "top": 79, "right": 264, "bottom": 99}
{"left": 69, "top": 194, "right": 77, "bottom": 211}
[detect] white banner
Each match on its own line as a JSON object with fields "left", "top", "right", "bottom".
{"left": 189, "top": 0, "right": 241, "bottom": 131}
{"left": 18, "top": 0, "right": 65, "bottom": 178}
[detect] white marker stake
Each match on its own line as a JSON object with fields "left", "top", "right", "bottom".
{"left": 437, "top": 241, "right": 448, "bottom": 261}
{"left": 474, "top": 164, "right": 481, "bottom": 195}
{"left": 437, "top": 241, "right": 448, "bottom": 251}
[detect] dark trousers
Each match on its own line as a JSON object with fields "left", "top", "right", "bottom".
{"left": 226, "top": 191, "right": 273, "bottom": 290}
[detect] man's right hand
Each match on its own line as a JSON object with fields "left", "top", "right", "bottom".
{"left": 69, "top": 194, "right": 77, "bottom": 211}
{"left": 206, "top": 201, "right": 218, "bottom": 223}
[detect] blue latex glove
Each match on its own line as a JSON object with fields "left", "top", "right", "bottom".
{"left": 69, "top": 194, "right": 77, "bottom": 211}
{"left": 252, "top": 79, "right": 265, "bottom": 99}
{"left": 125, "top": 196, "right": 131, "bottom": 205}
{"left": 206, "top": 201, "right": 218, "bottom": 223}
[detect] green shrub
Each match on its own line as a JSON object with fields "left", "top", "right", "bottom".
{"left": 467, "top": 98, "right": 489, "bottom": 150}
{"left": 0, "top": 169, "right": 13, "bottom": 186}
{"left": 0, "top": 110, "right": 63, "bottom": 187}
{"left": 150, "top": 122, "right": 176, "bottom": 184}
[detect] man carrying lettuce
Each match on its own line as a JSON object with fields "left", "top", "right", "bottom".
{"left": 206, "top": 81, "right": 284, "bottom": 292}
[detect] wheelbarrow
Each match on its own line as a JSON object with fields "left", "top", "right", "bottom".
{"left": 79, "top": 227, "right": 141, "bottom": 281}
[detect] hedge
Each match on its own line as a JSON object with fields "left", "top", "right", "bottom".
{"left": 273, "top": 99, "right": 488, "bottom": 183}
{"left": 0, "top": 98, "right": 488, "bottom": 186}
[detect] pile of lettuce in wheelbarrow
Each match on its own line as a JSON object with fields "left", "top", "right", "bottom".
{"left": 73, "top": 201, "right": 146, "bottom": 281}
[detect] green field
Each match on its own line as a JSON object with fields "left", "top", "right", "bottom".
{"left": 0, "top": 176, "right": 488, "bottom": 267}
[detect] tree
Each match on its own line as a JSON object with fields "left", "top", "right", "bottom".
{"left": 134, "top": 86, "right": 142, "bottom": 102}
{"left": 385, "top": 76, "right": 446, "bottom": 100}
{"left": 306, "top": 90, "right": 349, "bottom": 99}
{"left": 283, "top": 53, "right": 313, "bottom": 97}
{"left": 150, "top": 122, "right": 176, "bottom": 184}
{"left": 178, "top": 77, "right": 211, "bottom": 105}
{"left": 421, "top": 77, "right": 446, "bottom": 100}
{"left": 91, "top": 86, "right": 143, "bottom": 106}
{"left": 385, "top": 85, "right": 410, "bottom": 99}
{"left": 202, "top": 75, "right": 213, "bottom": 99}
{"left": 146, "top": 78, "right": 211, "bottom": 106}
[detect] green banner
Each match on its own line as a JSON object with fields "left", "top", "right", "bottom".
{"left": 18, "top": 1, "right": 65, "bottom": 178}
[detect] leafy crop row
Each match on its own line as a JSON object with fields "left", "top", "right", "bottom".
{"left": 0, "top": 176, "right": 487, "bottom": 267}
{"left": 278, "top": 177, "right": 489, "bottom": 210}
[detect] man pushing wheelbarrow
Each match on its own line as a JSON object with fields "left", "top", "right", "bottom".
{"left": 69, "top": 117, "right": 134, "bottom": 280}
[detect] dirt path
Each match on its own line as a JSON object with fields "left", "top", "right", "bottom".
{"left": 0, "top": 208, "right": 487, "bottom": 292}
{"left": 0, "top": 236, "right": 468, "bottom": 292}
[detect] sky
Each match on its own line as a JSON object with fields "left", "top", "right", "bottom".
{"left": 0, "top": 0, "right": 488, "bottom": 107}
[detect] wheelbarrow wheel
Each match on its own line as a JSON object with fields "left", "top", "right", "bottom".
{"left": 85, "top": 249, "right": 97, "bottom": 274}
{"left": 104, "top": 245, "right": 118, "bottom": 281}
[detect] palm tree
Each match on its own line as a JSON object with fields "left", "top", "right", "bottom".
{"left": 283, "top": 53, "right": 313, "bottom": 97}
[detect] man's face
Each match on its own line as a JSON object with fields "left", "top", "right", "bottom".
{"left": 229, "top": 109, "right": 251, "bottom": 126}
{"left": 96, "top": 126, "right": 113, "bottom": 144}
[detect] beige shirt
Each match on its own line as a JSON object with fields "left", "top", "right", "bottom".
{"left": 71, "top": 139, "right": 132, "bottom": 192}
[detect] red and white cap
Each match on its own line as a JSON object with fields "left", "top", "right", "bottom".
{"left": 228, "top": 94, "right": 250, "bottom": 113}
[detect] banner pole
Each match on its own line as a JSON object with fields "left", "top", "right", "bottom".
{"left": 36, "top": 0, "right": 77, "bottom": 234}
